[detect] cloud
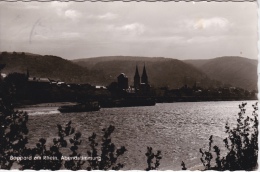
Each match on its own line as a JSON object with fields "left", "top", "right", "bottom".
{"left": 50, "top": 1, "right": 80, "bottom": 20}
{"left": 85, "top": 13, "right": 118, "bottom": 21}
{"left": 0, "top": 1, "right": 256, "bottom": 60}
{"left": 193, "top": 17, "right": 229, "bottom": 30}
{"left": 60, "top": 32, "right": 80, "bottom": 39}
{"left": 98, "top": 13, "right": 118, "bottom": 20}
{"left": 64, "top": 10, "right": 80, "bottom": 20}
{"left": 50, "top": 1, "right": 69, "bottom": 9}
{"left": 24, "top": 4, "right": 40, "bottom": 10}
{"left": 107, "top": 23, "right": 146, "bottom": 37}
{"left": 186, "top": 36, "right": 225, "bottom": 43}
{"left": 32, "top": 31, "right": 81, "bottom": 42}
{"left": 115, "top": 23, "right": 145, "bottom": 35}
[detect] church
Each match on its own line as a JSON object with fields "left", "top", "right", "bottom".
{"left": 117, "top": 64, "right": 150, "bottom": 92}
{"left": 134, "top": 64, "right": 150, "bottom": 92}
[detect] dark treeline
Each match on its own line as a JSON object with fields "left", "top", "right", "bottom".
{"left": 2, "top": 72, "right": 109, "bottom": 105}
{"left": 1, "top": 72, "right": 257, "bottom": 107}
{"left": 154, "top": 84, "right": 257, "bottom": 103}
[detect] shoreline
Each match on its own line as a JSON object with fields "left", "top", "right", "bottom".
{"left": 17, "top": 102, "right": 77, "bottom": 109}
{"left": 17, "top": 99, "right": 257, "bottom": 109}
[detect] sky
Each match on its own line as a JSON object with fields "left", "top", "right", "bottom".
{"left": 0, "top": 1, "right": 258, "bottom": 60}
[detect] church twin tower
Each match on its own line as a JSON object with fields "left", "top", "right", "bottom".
{"left": 134, "top": 64, "right": 148, "bottom": 89}
{"left": 117, "top": 64, "right": 149, "bottom": 90}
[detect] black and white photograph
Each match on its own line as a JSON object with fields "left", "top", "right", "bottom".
{"left": 0, "top": 0, "right": 258, "bottom": 170}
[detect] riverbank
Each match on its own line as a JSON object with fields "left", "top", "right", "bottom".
{"left": 16, "top": 97, "right": 257, "bottom": 109}
{"left": 17, "top": 102, "right": 77, "bottom": 108}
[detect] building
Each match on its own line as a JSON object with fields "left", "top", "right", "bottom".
{"left": 117, "top": 73, "right": 128, "bottom": 90}
{"left": 28, "top": 77, "right": 51, "bottom": 88}
{"left": 116, "top": 65, "right": 150, "bottom": 92}
{"left": 0, "top": 64, "right": 6, "bottom": 81}
{"left": 134, "top": 64, "right": 150, "bottom": 93}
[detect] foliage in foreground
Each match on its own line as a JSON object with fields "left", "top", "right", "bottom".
{"left": 19, "top": 121, "right": 74, "bottom": 170}
{"left": 0, "top": 97, "right": 28, "bottom": 169}
{"left": 0, "top": 78, "right": 128, "bottom": 170}
{"left": 1, "top": 114, "right": 127, "bottom": 170}
{"left": 0, "top": 98, "right": 125, "bottom": 170}
{"left": 183, "top": 102, "right": 258, "bottom": 171}
{"left": 85, "top": 125, "right": 127, "bottom": 170}
{"left": 145, "top": 146, "right": 162, "bottom": 171}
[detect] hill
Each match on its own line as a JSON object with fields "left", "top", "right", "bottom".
{"left": 1, "top": 52, "right": 257, "bottom": 90}
{"left": 0, "top": 52, "right": 103, "bottom": 84}
{"left": 73, "top": 56, "right": 220, "bottom": 88}
{"left": 184, "top": 56, "right": 258, "bottom": 90}
{"left": 73, "top": 56, "right": 170, "bottom": 69}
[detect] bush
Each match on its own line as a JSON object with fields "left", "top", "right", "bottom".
{"left": 145, "top": 146, "right": 162, "bottom": 170}
{"left": 199, "top": 102, "right": 258, "bottom": 170}
{"left": 0, "top": 98, "right": 28, "bottom": 169}
{"left": 86, "top": 125, "right": 127, "bottom": 170}
{"left": 18, "top": 122, "right": 127, "bottom": 170}
{"left": 64, "top": 125, "right": 127, "bottom": 171}
{"left": 0, "top": 85, "right": 126, "bottom": 170}
{"left": 19, "top": 121, "right": 77, "bottom": 170}
{"left": 3, "top": 73, "right": 28, "bottom": 103}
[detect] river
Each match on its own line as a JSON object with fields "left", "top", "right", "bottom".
{"left": 20, "top": 100, "right": 257, "bottom": 170}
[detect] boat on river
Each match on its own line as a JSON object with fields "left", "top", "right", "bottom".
{"left": 100, "top": 97, "right": 156, "bottom": 108}
{"left": 58, "top": 102, "right": 100, "bottom": 113}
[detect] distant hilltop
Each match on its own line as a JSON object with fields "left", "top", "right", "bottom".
{"left": 184, "top": 56, "right": 257, "bottom": 91}
{"left": 0, "top": 51, "right": 257, "bottom": 91}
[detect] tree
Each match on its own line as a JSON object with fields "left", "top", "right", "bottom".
{"left": 86, "top": 125, "right": 127, "bottom": 170}
{"left": 198, "top": 102, "right": 258, "bottom": 170}
{"left": 107, "top": 82, "right": 118, "bottom": 93}
{"left": 19, "top": 121, "right": 78, "bottom": 170}
{"left": 4, "top": 73, "right": 28, "bottom": 87}
{"left": 0, "top": 91, "right": 29, "bottom": 169}
{"left": 145, "top": 147, "right": 162, "bottom": 171}
{"left": 1, "top": 52, "right": 8, "bottom": 56}
{"left": 4, "top": 73, "right": 28, "bottom": 103}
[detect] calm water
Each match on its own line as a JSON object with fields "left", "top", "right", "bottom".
{"left": 21, "top": 101, "right": 257, "bottom": 170}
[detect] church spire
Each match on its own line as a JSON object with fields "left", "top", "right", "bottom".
{"left": 141, "top": 63, "right": 148, "bottom": 84}
{"left": 134, "top": 65, "right": 140, "bottom": 88}
{"left": 134, "top": 65, "right": 139, "bottom": 77}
